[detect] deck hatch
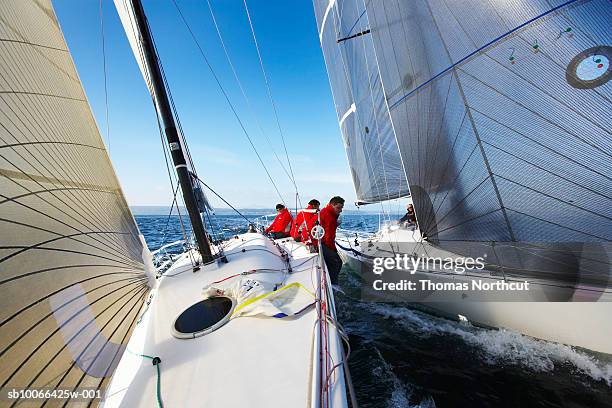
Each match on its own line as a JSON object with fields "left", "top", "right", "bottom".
{"left": 172, "top": 297, "right": 235, "bottom": 339}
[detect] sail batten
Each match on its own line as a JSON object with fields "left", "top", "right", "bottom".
{"left": 0, "top": 0, "right": 151, "bottom": 401}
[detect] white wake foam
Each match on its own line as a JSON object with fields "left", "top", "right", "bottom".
{"left": 370, "top": 347, "right": 437, "bottom": 408}
{"left": 359, "top": 302, "right": 612, "bottom": 386}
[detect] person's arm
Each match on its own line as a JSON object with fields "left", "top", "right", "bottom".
{"left": 266, "top": 214, "right": 279, "bottom": 233}
{"left": 399, "top": 213, "right": 409, "bottom": 223}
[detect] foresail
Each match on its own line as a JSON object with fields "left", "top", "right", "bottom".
{"left": 365, "top": 0, "right": 611, "bottom": 244}
{"left": 0, "top": 0, "right": 151, "bottom": 401}
{"left": 314, "top": 0, "right": 409, "bottom": 203}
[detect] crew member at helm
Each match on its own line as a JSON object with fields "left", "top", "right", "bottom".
{"left": 265, "top": 204, "right": 293, "bottom": 239}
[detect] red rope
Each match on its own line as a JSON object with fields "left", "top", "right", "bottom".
{"left": 210, "top": 273, "right": 240, "bottom": 284}
{"left": 211, "top": 269, "right": 260, "bottom": 285}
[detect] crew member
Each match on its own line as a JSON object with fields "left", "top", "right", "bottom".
{"left": 290, "top": 199, "right": 320, "bottom": 242}
{"left": 319, "top": 196, "right": 344, "bottom": 285}
{"left": 399, "top": 203, "right": 417, "bottom": 226}
{"left": 265, "top": 204, "right": 293, "bottom": 239}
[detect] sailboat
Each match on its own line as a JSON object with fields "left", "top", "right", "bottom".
{"left": 314, "top": 0, "right": 612, "bottom": 354}
{"left": 0, "top": 1, "right": 351, "bottom": 407}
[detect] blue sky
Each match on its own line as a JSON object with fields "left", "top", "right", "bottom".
{"left": 53, "top": 0, "right": 356, "bottom": 208}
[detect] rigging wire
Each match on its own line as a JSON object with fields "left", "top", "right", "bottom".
{"left": 145, "top": 10, "right": 225, "bottom": 261}
{"left": 205, "top": 0, "right": 295, "bottom": 185}
{"left": 130, "top": 2, "right": 199, "bottom": 179}
{"left": 155, "top": 45, "right": 198, "bottom": 178}
{"left": 154, "top": 28, "right": 232, "bottom": 248}
{"left": 120, "top": 1, "right": 248, "bottom": 261}
{"left": 169, "top": 0, "right": 287, "bottom": 205}
{"left": 203, "top": 208, "right": 220, "bottom": 242}
{"left": 158, "top": 183, "right": 181, "bottom": 249}
{"left": 242, "top": 0, "right": 300, "bottom": 199}
{"left": 193, "top": 174, "right": 254, "bottom": 225}
{"left": 145, "top": 13, "right": 218, "bottom": 246}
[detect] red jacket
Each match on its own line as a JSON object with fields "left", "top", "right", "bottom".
{"left": 265, "top": 208, "right": 293, "bottom": 234}
{"left": 290, "top": 205, "right": 318, "bottom": 241}
{"left": 319, "top": 204, "right": 339, "bottom": 250}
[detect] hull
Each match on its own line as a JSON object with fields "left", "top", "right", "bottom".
{"left": 337, "top": 231, "right": 612, "bottom": 355}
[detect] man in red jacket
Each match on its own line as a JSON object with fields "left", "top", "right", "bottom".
{"left": 318, "top": 196, "right": 344, "bottom": 285}
{"left": 290, "top": 199, "right": 320, "bottom": 242}
{"left": 265, "top": 204, "right": 293, "bottom": 239}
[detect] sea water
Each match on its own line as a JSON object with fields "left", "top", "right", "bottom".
{"left": 136, "top": 213, "right": 612, "bottom": 408}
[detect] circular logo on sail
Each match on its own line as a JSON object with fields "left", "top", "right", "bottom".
{"left": 566, "top": 45, "right": 611, "bottom": 89}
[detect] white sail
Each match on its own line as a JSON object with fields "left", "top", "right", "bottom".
{"left": 314, "top": 0, "right": 409, "bottom": 203}
{"left": 0, "top": 0, "right": 151, "bottom": 401}
{"left": 365, "top": 0, "right": 611, "bottom": 244}
{"left": 319, "top": 0, "right": 611, "bottom": 284}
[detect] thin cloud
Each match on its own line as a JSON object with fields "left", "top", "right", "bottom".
{"left": 192, "top": 145, "right": 241, "bottom": 166}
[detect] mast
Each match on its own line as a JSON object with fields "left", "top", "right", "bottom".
{"left": 130, "top": 0, "right": 213, "bottom": 262}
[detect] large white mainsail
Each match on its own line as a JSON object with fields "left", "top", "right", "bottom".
{"left": 0, "top": 0, "right": 152, "bottom": 401}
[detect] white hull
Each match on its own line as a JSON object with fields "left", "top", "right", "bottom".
{"left": 337, "top": 229, "right": 612, "bottom": 355}
{"left": 103, "top": 233, "right": 348, "bottom": 407}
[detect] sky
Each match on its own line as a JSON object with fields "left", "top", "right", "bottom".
{"left": 53, "top": 0, "right": 356, "bottom": 209}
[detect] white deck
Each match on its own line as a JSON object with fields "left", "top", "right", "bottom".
{"left": 103, "top": 233, "right": 348, "bottom": 407}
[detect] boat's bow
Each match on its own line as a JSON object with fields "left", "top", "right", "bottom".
{"left": 104, "top": 233, "right": 348, "bottom": 407}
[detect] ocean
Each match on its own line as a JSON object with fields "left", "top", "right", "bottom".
{"left": 136, "top": 213, "right": 612, "bottom": 408}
